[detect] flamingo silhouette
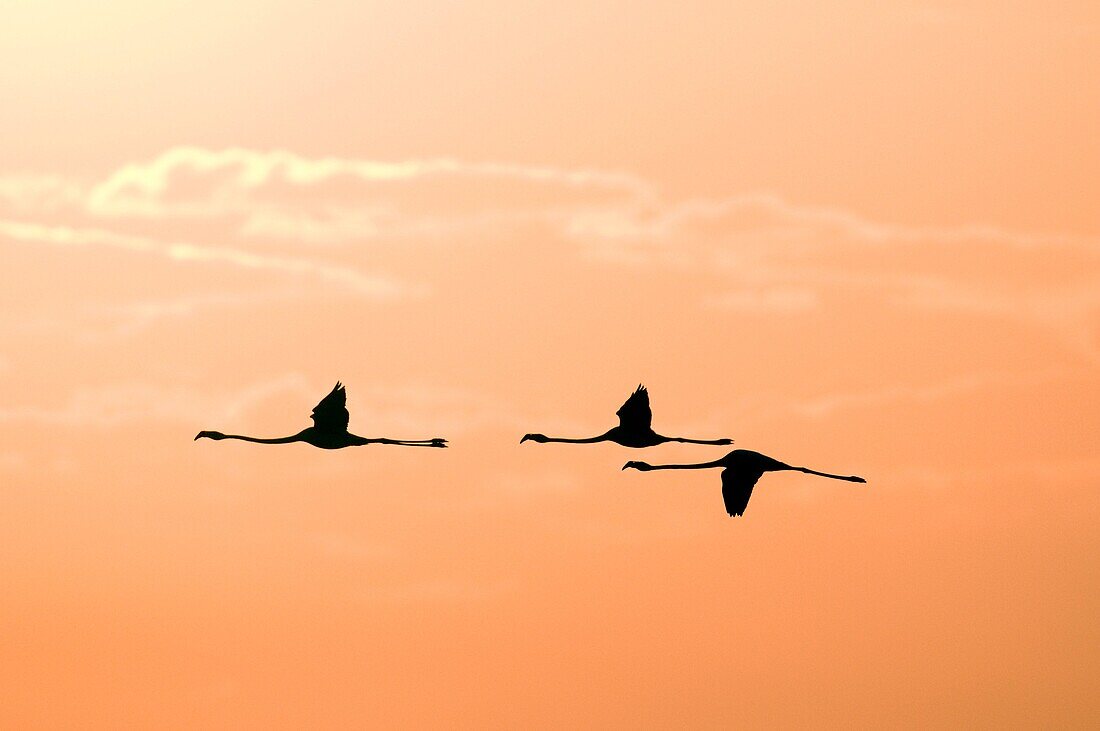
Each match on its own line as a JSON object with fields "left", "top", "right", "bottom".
{"left": 622, "top": 449, "right": 865, "bottom": 516}
{"left": 195, "top": 382, "right": 447, "bottom": 449}
{"left": 521, "top": 385, "right": 733, "bottom": 448}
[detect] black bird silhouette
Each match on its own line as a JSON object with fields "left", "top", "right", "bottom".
{"left": 521, "top": 385, "right": 733, "bottom": 448}
{"left": 622, "top": 449, "right": 865, "bottom": 516}
{"left": 195, "top": 382, "right": 447, "bottom": 449}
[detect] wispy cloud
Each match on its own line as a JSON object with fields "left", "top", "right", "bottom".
{"left": 81, "top": 146, "right": 653, "bottom": 219}
{"left": 568, "top": 192, "right": 1099, "bottom": 251}
{"left": 8, "top": 148, "right": 1092, "bottom": 256}
{"left": 0, "top": 376, "right": 525, "bottom": 436}
{"left": 570, "top": 194, "right": 1100, "bottom": 357}
{"left": 0, "top": 374, "right": 314, "bottom": 429}
{"left": 0, "top": 174, "right": 84, "bottom": 212}
{"left": 3, "top": 146, "right": 1097, "bottom": 359}
{"left": 73, "top": 290, "right": 304, "bottom": 341}
{"left": 0, "top": 218, "right": 412, "bottom": 298}
{"left": 672, "top": 366, "right": 1089, "bottom": 437}
{"left": 706, "top": 286, "right": 820, "bottom": 313}
{"left": 782, "top": 367, "right": 1078, "bottom": 419}
{"left": 899, "top": 279, "right": 1100, "bottom": 360}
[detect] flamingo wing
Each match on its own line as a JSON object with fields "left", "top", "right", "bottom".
{"left": 311, "top": 382, "right": 350, "bottom": 433}
{"left": 720, "top": 467, "right": 764, "bottom": 517}
{"left": 615, "top": 384, "right": 653, "bottom": 430}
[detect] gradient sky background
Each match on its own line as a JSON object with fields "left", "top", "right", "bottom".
{"left": 1, "top": 1, "right": 1098, "bottom": 727}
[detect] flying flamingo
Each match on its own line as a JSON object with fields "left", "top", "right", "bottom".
{"left": 195, "top": 382, "right": 447, "bottom": 449}
{"left": 622, "top": 449, "right": 866, "bottom": 517}
{"left": 521, "top": 385, "right": 733, "bottom": 448}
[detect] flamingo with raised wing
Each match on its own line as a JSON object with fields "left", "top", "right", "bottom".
{"left": 195, "top": 382, "right": 447, "bottom": 449}
{"left": 521, "top": 385, "right": 732, "bottom": 448}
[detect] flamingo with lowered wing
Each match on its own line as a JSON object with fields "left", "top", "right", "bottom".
{"left": 623, "top": 449, "right": 865, "bottom": 517}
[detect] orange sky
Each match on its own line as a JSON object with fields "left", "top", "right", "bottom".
{"left": 1, "top": 1, "right": 1098, "bottom": 727}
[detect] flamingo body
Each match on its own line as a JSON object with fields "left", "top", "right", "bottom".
{"left": 195, "top": 382, "right": 447, "bottom": 449}
{"left": 623, "top": 449, "right": 865, "bottom": 517}
{"left": 521, "top": 385, "right": 733, "bottom": 448}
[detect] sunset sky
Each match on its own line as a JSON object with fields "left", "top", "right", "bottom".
{"left": 1, "top": 1, "right": 1098, "bottom": 727}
